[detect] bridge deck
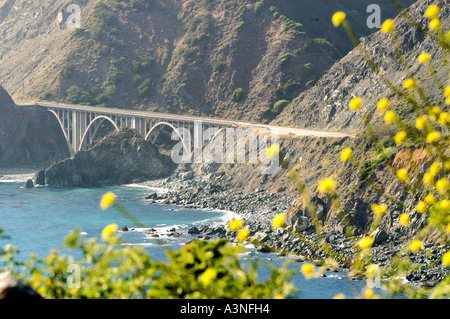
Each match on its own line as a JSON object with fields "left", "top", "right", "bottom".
{"left": 15, "top": 100, "right": 354, "bottom": 138}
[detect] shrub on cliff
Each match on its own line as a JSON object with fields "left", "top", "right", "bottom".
{"left": 232, "top": 88, "right": 246, "bottom": 103}
{"left": 66, "top": 85, "right": 94, "bottom": 105}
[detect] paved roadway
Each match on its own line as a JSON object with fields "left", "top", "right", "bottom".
{"left": 15, "top": 100, "right": 354, "bottom": 138}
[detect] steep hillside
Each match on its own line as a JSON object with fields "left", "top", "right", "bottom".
{"left": 0, "top": 0, "right": 414, "bottom": 123}
{"left": 0, "top": 85, "right": 69, "bottom": 167}
{"left": 274, "top": 0, "right": 449, "bottom": 133}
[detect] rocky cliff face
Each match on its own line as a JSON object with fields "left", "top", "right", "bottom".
{"left": 43, "top": 129, "right": 175, "bottom": 187}
{"left": 274, "top": 0, "right": 448, "bottom": 133}
{"left": 0, "top": 85, "right": 69, "bottom": 167}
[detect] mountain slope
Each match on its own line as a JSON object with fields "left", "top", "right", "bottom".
{"left": 0, "top": 0, "right": 415, "bottom": 123}
{"left": 274, "top": 0, "right": 448, "bottom": 133}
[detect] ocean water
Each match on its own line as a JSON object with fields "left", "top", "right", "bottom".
{"left": 0, "top": 181, "right": 370, "bottom": 299}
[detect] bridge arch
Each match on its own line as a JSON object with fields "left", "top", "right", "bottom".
{"left": 79, "top": 115, "right": 120, "bottom": 151}
{"left": 145, "top": 121, "right": 189, "bottom": 153}
{"left": 47, "top": 109, "right": 73, "bottom": 154}
{"left": 208, "top": 127, "right": 225, "bottom": 144}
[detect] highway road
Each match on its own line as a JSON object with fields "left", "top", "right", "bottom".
{"left": 15, "top": 100, "right": 354, "bottom": 139}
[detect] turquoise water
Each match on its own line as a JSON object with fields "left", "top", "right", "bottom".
{"left": 0, "top": 181, "right": 369, "bottom": 299}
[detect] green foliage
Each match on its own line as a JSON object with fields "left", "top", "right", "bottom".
{"left": 137, "top": 79, "right": 154, "bottom": 98}
{"left": 200, "top": 0, "right": 212, "bottom": 11}
{"left": 254, "top": 1, "right": 265, "bottom": 15}
{"left": 269, "top": 5, "right": 303, "bottom": 34}
{"left": 71, "top": 28, "right": 86, "bottom": 38}
{"left": 298, "top": 63, "right": 318, "bottom": 83}
{"left": 232, "top": 88, "right": 245, "bottom": 103}
{"left": 273, "top": 100, "right": 290, "bottom": 114}
{"left": 213, "top": 62, "right": 227, "bottom": 73}
{"left": 179, "top": 13, "right": 213, "bottom": 60}
{"left": 89, "top": 3, "right": 119, "bottom": 43}
{"left": 130, "top": 0, "right": 165, "bottom": 10}
{"left": 275, "top": 80, "right": 302, "bottom": 101}
{"left": 60, "top": 63, "right": 77, "bottom": 79}
{"left": 304, "top": 38, "right": 340, "bottom": 60}
{"left": 66, "top": 85, "right": 94, "bottom": 105}
{"left": 3, "top": 228, "right": 295, "bottom": 299}
{"left": 132, "top": 55, "right": 155, "bottom": 74}
{"left": 39, "top": 91, "right": 53, "bottom": 101}
{"left": 106, "top": 67, "right": 123, "bottom": 86}
{"left": 279, "top": 53, "right": 293, "bottom": 69}
{"left": 235, "top": 5, "right": 246, "bottom": 21}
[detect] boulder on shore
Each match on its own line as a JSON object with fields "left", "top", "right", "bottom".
{"left": 0, "top": 272, "right": 43, "bottom": 300}
{"left": 42, "top": 129, "right": 176, "bottom": 187}
{"left": 33, "top": 170, "right": 46, "bottom": 186}
{"left": 23, "top": 179, "right": 34, "bottom": 188}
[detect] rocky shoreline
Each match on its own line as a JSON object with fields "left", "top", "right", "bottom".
{"left": 2, "top": 165, "right": 448, "bottom": 286}
{"left": 139, "top": 174, "right": 449, "bottom": 286}
{"left": 0, "top": 169, "right": 37, "bottom": 183}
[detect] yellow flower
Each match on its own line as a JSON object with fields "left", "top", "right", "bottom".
{"left": 366, "top": 264, "right": 379, "bottom": 278}
{"left": 418, "top": 52, "right": 431, "bottom": 63}
{"left": 266, "top": 144, "right": 280, "bottom": 159}
{"left": 301, "top": 263, "right": 315, "bottom": 279}
{"left": 371, "top": 203, "right": 387, "bottom": 215}
{"left": 237, "top": 228, "right": 250, "bottom": 243}
{"left": 349, "top": 97, "right": 363, "bottom": 111}
{"left": 200, "top": 268, "right": 217, "bottom": 285}
{"left": 272, "top": 214, "right": 286, "bottom": 229}
{"left": 447, "top": 223, "right": 450, "bottom": 233}
{"left": 428, "top": 106, "right": 441, "bottom": 121}
{"left": 4, "top": 243, "right": 13, "bottom": 253}
{"left": 429, "top": 162, "right": 441, "bottom": 175}
{"left": 381, "top": 19, "right": 395, "bottom": 33}
{"left": 101, "top": 223, "right": 118, "bottom": 240}
{"left": 377, "top": 98, "right": 390, "bottom": 111}
{"left": 424, "top": 193, "right": 436, "bottom": 204}
{"left": 358, "top": 237, "right": 373, "bottom": 249}
{"left": 332, "top": 11, "right": 346, "bottom": 27}
{"left": 384, "top": 110, "right": 397, "bottom": 124}
{"left": 274, "top": 294, "right": 284, "bottom": 299}
{"left": 415, "top": 115, "right": 428, "bottom": 129}
{"left": 100, "top": 192, "right": 116, "bottom": 210}
{"left": 429, "top": 18, "right": 440, "bottom": 31}
{"left": 438, "top": 112, "right": 449, "bottom": 125}
{"left": 446, "top": 96, "right": 450, "bottom": 105}
{"left": 395, "top": 131, "right": 406, "bottom": 145}
{"left": 318, "top": 177, "right": 336, "bottom": 193}
{"left": 416, "top": 201, "right": 427, "bottom": 213}
{"left": 399, "top": 213, "right": 409, "bottom": 226}
{"left": 429, "top": 106, "right": 441, "bottom": 116}
{"left": 445, "top": 86, "right": 450, "bottom": 97}
{"left": 409, "top": 240, "right": 423, "bottom": 253}
{"left": 403, "top": 78, "right": 415, "bottom": 89}
{"left": 442, "top": 251, "right": 450, "bottom": 266}
{"left": 426, "top": 131, "right": 440, "bottom": 143}
{"left": 229, "top": 218, "right": 244, "bottom": 231}
{"left": 439, "top": 200, "right": 450, "bottom": 211}
{"left": 425, "top": 5, "right": 440, "bottom": 19}
{"left": 423, "top": 172, "right": 434, "bottom": 185}
{"left": 444, "top": 161, "right": 450, "bottom": 171}
{"left": 340, "top": 148, "right": 353, "bottom": 162}
{"left": 364, "top": 288, "right": 375, "bottom": 299}
{"left": 435, "top": 178, "right": 449, "bottom": 193}
{"left": 333, "top": 293, "right": 345, "bottom": 299}
{"left": 396, "top": 168, "right": 408, "bottom": 182}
